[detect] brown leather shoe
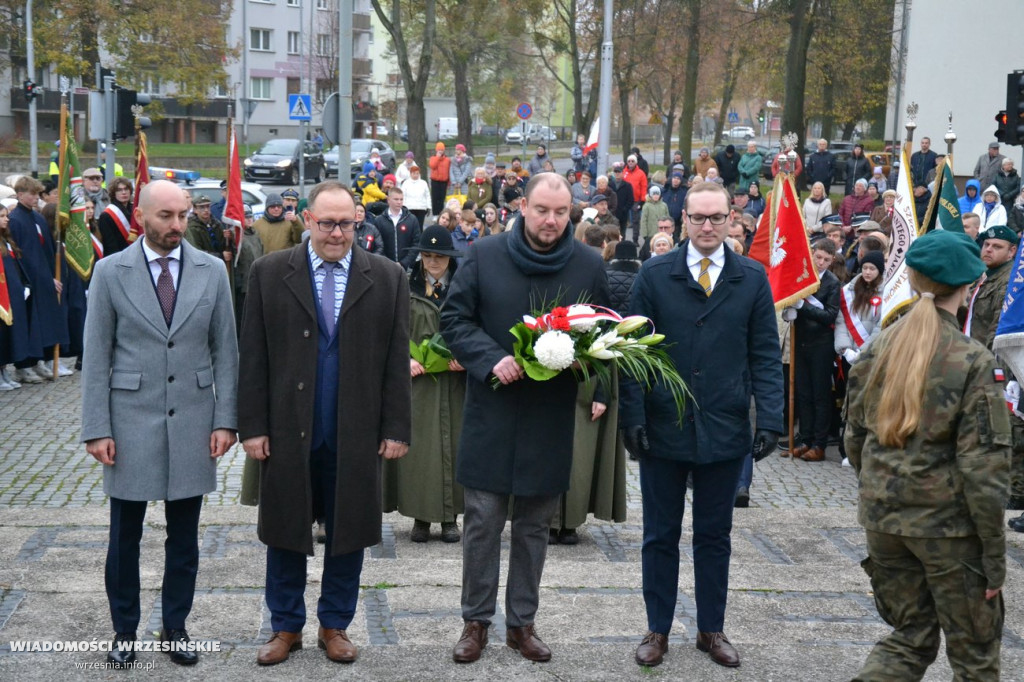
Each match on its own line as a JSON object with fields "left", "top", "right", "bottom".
{"left": 506, "top": 624, "right": 551, "bottom": 662}
{"left": 696, "top": 631, "right": 740, "bottom": 667}
{"left": 317, "top": 627, "right": 357, "bottom": 663}
{"left": 256, "top": 631, "right": 302, "bottom": 666}
{"left": 634, "top": 631, "right": 668, "bottom": 667}
{"left": 800, "top": 446, "right": 825, "bottom": 462}
{"left": 790, "top": 444, "right": 811, "bottom": 459}
{"left": 452, "top": 620, "right": 488, "bottom": 663}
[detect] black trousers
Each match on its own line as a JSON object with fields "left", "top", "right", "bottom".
{"left": 105, "top": 496, "right": 203, "bottom": 634}
{"left": 430, "top": 180, "right": 448, "bottom": 215}
{"left": 795, "top": 342, "right": 835, "bottom": 449}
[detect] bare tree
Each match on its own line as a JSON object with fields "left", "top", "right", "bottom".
{"left": 372, "top": 0, "right": 437, "bottom": 165}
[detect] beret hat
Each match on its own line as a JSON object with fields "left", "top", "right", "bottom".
{"left": 905, "top": 230, "right": 985, "bottom": 287}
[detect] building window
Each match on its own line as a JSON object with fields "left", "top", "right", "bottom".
{"left": 215, "top": 83, "right": 229, "bottom": 98}
{"left": 316, "top": 34, "right": 332, "bottom": 56}
{"left": 147, "top": 77, "right": 162, "bottom": 95}
{"left": 250, "top": 28, "right": 272, "bottom": 52}
{"left": 251, "top": 77, "right": 272, "bottom": 100}
{"left": 316, "top": 0, "right": 329, "bottom": 9}
{"left": 286, "top": 78, "right": 301, "bottom": 95}
{"left": 287, "top": 31, "right": 301, "bottom": 55}
{"left": 287, "top": 0, "right": 299, "bottom": 5}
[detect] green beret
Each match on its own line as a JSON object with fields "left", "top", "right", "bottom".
{"left": 981, "top": 224, "right": 1019, "bottom": 245}
{"left": 905, "top": 229, "right": 984, "bottom": 287}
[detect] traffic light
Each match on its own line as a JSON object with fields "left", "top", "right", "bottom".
{"left": 996, "top": 110, "right": 1008, "bottom": 144}
{"left": 23, "top": 80, "right": 38, "bottom": 102}
{"left": 1006, "top": 70, "right": 1024, "bottom": 146}
{"left": 113, "top": 89, "right": 152, "bottom": 140}
{"left": 757, "top": 108, "right": 765, "bottom": 123}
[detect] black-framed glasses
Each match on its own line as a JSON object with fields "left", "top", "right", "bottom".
{"left": 306, "top": 210, "right": 356, "bottom": 234}
{"left": 687, "top": 213, "right": 729, "bottom": 226}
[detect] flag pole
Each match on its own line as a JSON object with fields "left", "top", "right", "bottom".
{"left": 224, "top": 115, "right": 234, "bottom": 288}
{"left": 52, "top": 88, "right": 70, "bottom": 381}
{"left": 780, "top": 142, "right": 800, "bottom": 462}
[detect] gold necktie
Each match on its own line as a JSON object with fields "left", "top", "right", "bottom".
{"left": 698, "top": 257, "right": 712, "bottom": 297}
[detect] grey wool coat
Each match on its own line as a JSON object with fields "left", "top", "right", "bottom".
{"left": 80, "top": 239, "right": 239, "bottom": 501}
{"left": 237, "top": 243, "right": 411, "bottom": 557}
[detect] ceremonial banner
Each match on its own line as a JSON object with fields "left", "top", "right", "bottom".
{"left": 57, "top": 104, "right": 94, "bottom": 280}
{"left": 921, "top": 156, "right": 964, "bottom": 233}
{"left": 880, "top": 143, "right": 921, "bottom": 326}
{"left": 222, "top": 121, "right": 246, "bottom": 259}
{"left": 994, "top": 244, "right": 1024, "bottom": 381}
{"left": 746, "top": 190, "right": 773, "bottom": 268}
{"left": 765, "top": 175, "right": 819, "bottom": 308}
{"left": 128, "top": 128, "right": 150, "bottom": 242}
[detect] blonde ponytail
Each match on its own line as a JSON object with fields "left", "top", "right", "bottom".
{"left": 866, "top": 270, "right": 958, "bottom": 447}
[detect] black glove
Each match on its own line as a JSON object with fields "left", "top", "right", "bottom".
{"left": 623, "top": 425, "right": 650, "bottom": 458}
{"left": 751, "top": 430, "right": 779, "bottom": 462}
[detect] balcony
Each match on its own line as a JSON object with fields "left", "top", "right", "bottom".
{"left": 352, "top": 58, "right": 372, "bottom": 81}
{"left": 353, "top": 13, "right": 371, "bottom": 32}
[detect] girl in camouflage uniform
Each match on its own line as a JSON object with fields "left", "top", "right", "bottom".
{"left": 846, "top": 229, "right": 1010, "bottom": 681}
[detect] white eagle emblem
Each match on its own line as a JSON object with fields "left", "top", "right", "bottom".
{"left": 770, "top": 232, "right": 787, "bottom": 267}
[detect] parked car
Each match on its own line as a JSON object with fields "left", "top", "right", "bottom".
{"left": 243, "top": 138, "right": 326, "bottom": 185}
{"left": 728, "top": 126, "right": 756, "bottom": 140}
{"left": 526, "top": 125, "right": 556, "bottom": 144}
{"left": 504, "top": 127, "right": 524, "bottom": 145}
{"left": 479, "top": 125, "right": 502, "bottom": 137}
{"left": 400, "top": 126, "right": 408, "bottom": 142}
{"left": 150, "top": 167, "right": 269, "bottom": 219}
{"left": 349, "top": 138, "right": 396, "bottom": 179}
{"left": 369, "top": 122, "right": 389, "bottom": 138}
{"left": 868, "top": 152, "right": 893, "bottom": 179}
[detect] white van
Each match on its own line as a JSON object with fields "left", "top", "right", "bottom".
{"left": 436, "top": 117, "right": 458, "bottom": 140}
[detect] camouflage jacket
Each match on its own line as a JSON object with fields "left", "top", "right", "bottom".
{"left": 967, "top": 260, "right": 1011, "bottom": 350}
{"left": 845, "top": 308, "right": 1011, "bottom": 588}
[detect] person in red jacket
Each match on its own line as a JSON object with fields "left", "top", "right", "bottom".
{"left": 622, "top": 154, "right": 648, "bottom": 242}
{"left": 839, "top": 179, "right": 876, "bottom": 230}
{"left": 428, "top": 142, "right": 451, "bottom": 216}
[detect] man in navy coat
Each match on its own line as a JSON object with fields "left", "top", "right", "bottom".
{"left": 621, "top": 182, "right": 783, "bottom": 669}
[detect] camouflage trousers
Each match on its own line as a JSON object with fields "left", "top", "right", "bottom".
{"left": 1012, "top": 418, "right": 1024, "bottom": 499}
{"left": 853, "top": 532, "right": 1004, "bottom": 682}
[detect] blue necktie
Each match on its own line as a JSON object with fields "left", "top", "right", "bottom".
{"left": 321, "top": 262, "right": 337, "bottom": 336}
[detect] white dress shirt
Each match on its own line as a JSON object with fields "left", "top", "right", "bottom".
{"left": 686, "top": 242, "right": 726, "bottom": 291}
{"left": 142, "top": 240, "right": 182, "bottom": 291}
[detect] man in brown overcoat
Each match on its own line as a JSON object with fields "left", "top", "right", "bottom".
{"left": 238, "top": 181, "right": 411, "bottom": 666}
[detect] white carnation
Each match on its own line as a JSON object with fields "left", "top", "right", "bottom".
{"left": 533, "top": 331, "right": 576, "bottom": 371}
{"left": 566, "top": 304, "right": 597, "bottom": 331}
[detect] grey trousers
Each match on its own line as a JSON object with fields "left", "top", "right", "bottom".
{"left": 461, "top": 487, "right": 559, "bottom": 628}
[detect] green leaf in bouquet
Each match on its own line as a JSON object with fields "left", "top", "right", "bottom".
{"left": 522, "top": 358, "right": 561, "bottom": 381}
{"left": 426, "top": 332, "right": 453, "bottom": 360}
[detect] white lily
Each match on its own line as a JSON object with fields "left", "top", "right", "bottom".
{"left": 588, "top": 347, "right": 622, "bottom": 360}
{"left": 615, "top": 315, "right": 649, "bottom": 335}
{"left": 593, "top": 329, "right": 621, "bottom": 348}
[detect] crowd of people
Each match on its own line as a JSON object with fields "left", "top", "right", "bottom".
{"left": 0, "top": 130, "right": 1018, "bottom": 677}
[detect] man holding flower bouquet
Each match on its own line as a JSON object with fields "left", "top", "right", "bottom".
{"left": 440, "top": 173, "right": 611, "bottom": 664}
{"left": 622, "top": 182, "right": 784, "bottom": 669}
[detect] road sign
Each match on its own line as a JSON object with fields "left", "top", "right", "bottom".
{"left": 288, "top": 94, "right": 312, "bottom": 121}
{"left": 728, "top": 111, "right": 740, "bottom": 124}
{"left": 322, "top": 93, "right": 338, "bottom": 144}
{"left": 517, "top": 102, "right": 533, "bottom": 120}
{"left": 648, "top": 113, "right": 662, "bottom": 125}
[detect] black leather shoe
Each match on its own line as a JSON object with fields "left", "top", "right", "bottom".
{"left": 441, "top": 522, "right": 461, "bottom": 543}
{"left": 1009, "top": 513, "right": 1024, "bottom": 533}
{"left": 160, "top": 628, "right": 199, "bottom": 665}
{"left": 107, "top": 632, "right": 137, "bottom": 667}
{"left": 548, "top": 529, "right": 559, "bottom": 545}
{"left": 734, "top": 486, "right": 750, "bottom": 508}
{"left": 410, "top": 520, "right": 430, "bottom": 543}
{"left": 558, "top": 529, "right": 579, "bottom": 545}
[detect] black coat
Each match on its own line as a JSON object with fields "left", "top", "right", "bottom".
{"left": 794, "top": 269, "right": 840, "bottom": 347}
{"left": 8, "top": 204, "right": 68, "bottom": 350}
{"left": 844, "top": 155, "right": 873, "bottom": 195}
{"left": 606, "top": 259, "right": 639, "bottom": 315}
{"left": 806, "top": 150, "right": 836, "bottom": 189}
{"left": 714, "top": 151, "right": 741, "bottom": 185}
{"left": 374, "top": 208, "right": 421, "bottom": 270}
{"left": 440, "top": 227, "right": 611, "bottom": 496}
{"left": 620, "top": 243, "right": 784, "bottom": 464}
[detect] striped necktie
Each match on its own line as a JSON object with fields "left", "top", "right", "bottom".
{"left": 698, "top": 257, "right": 712, "bottom": 297}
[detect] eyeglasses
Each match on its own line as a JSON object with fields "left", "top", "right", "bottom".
{"left": 306, "top": 210, "right": 356, "bottom": 234}
{"left": 687, "top": 213, "right": 729, "bottom": 226}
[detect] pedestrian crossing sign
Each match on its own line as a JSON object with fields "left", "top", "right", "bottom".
{"left": 288, "top": 94, "right": 312, "bottom": 121}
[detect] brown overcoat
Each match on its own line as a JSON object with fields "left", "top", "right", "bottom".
{"left": 238, "top": 243, "right": 411, "bottom": 556}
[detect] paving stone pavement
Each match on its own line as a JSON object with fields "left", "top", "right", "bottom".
{"left": 1, "top": 374, "right": 1022, "bottom": 680}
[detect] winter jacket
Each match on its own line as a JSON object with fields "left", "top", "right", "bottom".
{"left": 605, "top": 259, "right": 639, "bottom": 315}
{"left": 527, "top": 152, "right": 549, "bottom": 177}
{"left": 429, "top": 153, "right": 451, "bottom": 184}
{"left": 960, "top": 179, "right": 982, "bottom": 217}
{"left": 909, "top": 149, "right": 937, "bottom": 187}
{"left": 449, "top": 154, "right": 474, "bottom": 194}
{"left": 662, "top": 182, "right": 687, "bottom": 224}
{"left": 995, "top": 168, "right": 1021, "bottom": 211}
{"left": 401, "top": 178, "right": 432, "bottom": 211}
{"left": 374, "top": 207, "right": 422, "bottom": 270}
{"left": 639, "top": 199, "right": 670, "bottom": 241}
{"left": 973, "top": 186, "right": 1008, "bottom": 230}
{"left": 806, "top": 150, "right": 836, "bottom": 190}
{"left": 714, "top": 150, "right": 741, "bottom": 185}
{"left": 844, "top": 154, "right": 873, "bottom": 195}
{"left": 803, "top": 197, "right": 834, "bottom": 232}
{"left": 839, "top": 193, "right": 875, "bottom": 227}
{"left": 737, "top": 152, "right": 763, "bottom": 192}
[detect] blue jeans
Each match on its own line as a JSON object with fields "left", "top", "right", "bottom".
{"left": 736, "top": 453, "right": 753, "bottom": 491}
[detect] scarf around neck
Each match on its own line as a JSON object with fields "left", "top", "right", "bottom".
{"left": 506, "top": 215, "right": 575, "bottom": 275}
